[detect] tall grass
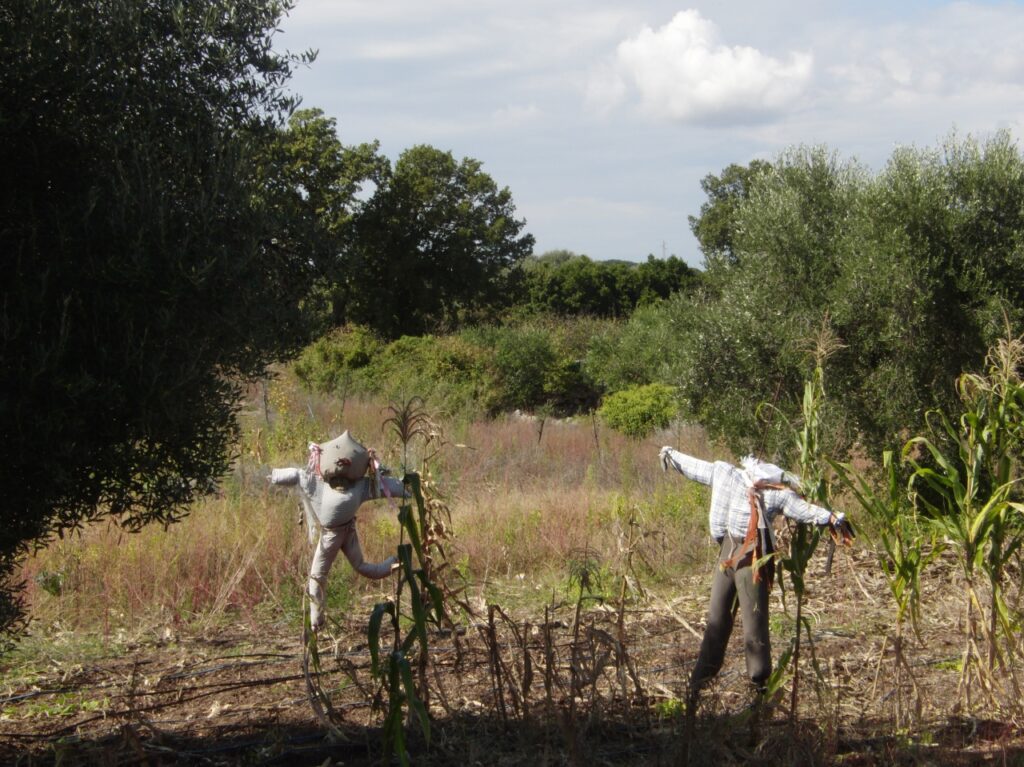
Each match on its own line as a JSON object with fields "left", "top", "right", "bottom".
{"left": 20, "top": 471, "right": 310, "bottom": 632}
{"left": 18, "top": 371, "right": 717, "bottom": 635}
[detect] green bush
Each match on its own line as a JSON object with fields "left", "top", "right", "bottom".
{"left": 583, "top": 297, "right": 691, "bottom": 394}
{"left": 598, "top": 384, "right": 679, "bottom": 439}
{"left": 362, "top": 334, "right": 490, "bottom": 417}
{"left": 488, "top": 326, "right": 557, "bottom": 413}
{"left": 460, "top": 319, "right": 604, "bottom": 416}
{"left": 295, "top": 326, "right": 492, "bottom": 418}
{"left": 295, "top": 317, "right": 610, "bottom": 421}
{"left": 294, "top": 325, "right": 385, "bottom": 394}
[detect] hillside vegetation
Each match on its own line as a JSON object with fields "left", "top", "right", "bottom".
{"left": 297, "top": 133, "right": 1024, "bottom": 473}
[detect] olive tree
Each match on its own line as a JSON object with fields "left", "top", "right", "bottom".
{"left": 669, "top": 133, "right": 1024, "bottom": 458}
{"left": 670, "top": 147, "right": 865, "bottom": 457}
{"left": 0, "top": 0, "right": 316, "bottom": 635}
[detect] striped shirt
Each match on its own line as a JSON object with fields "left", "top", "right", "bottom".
{"left": 662, "top": 448, "right": 832, "bottom": 541}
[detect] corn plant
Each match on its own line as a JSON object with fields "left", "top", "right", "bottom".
{"left": 830, "top": 450, "right": 938, "bottom": 726}
{"left": 367, "top": 399, "right": 451, "bottom": 766}
{"left": 903, "top": 334, "right": 1024, "bottom": 713}
{"left": 770, "top": 323, "right": 843, "bottom": 721}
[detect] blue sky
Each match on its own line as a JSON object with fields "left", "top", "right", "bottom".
{"left": 274, "top": 1, "right": 1024, "bottom": 267}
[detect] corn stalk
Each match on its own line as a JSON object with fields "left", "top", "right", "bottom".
{"left": 831, "top": 450, "right": 937, "bottom": 726}
{"left": 772, "top": 322, "right": 842, "bottom": 722}
{"left": 903, "top": 334, "right": 1024, "bottom": 715}
{"left": 367, "top": 399, "right": 451, "bottom": 766}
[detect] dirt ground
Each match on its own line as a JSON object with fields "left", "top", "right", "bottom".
{"left": 3, "top": 546, "right": 1023, "bottom": 766}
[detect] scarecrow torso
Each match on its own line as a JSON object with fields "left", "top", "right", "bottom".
{"left": 309, "top": 474, "right": 370, "bottom": 529}
{"left": 708, "top": 462, "right": 756, "bottom": 538}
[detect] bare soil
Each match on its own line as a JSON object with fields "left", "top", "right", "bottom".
{"left": 3, "top": 546, "right": 1023, "bottom": 766}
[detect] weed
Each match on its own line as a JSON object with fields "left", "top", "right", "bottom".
{"left": 33, "top": 571, "right": 64, "bottom": 598}
{"left": 3, "top": 691, "right": 109, "bottom": 720}
{"left": 653, "top": 697, "right": 686, "bottom": 719}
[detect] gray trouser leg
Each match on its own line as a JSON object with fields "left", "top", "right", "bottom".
{"left": 690, "top": 536, "right": 772, "bottom": 693}
{"left": 690, "top": 556, "right": 737, "bottom": 691}
{"left": 735, "top": 553, "right": 772, "bottom": 688}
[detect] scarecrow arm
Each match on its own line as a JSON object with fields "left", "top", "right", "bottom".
{"left": 659, "top": 447, "right": 714, "bottom": 485}
{"left": 269, "top": 467, "right": 301, "bottom": 486}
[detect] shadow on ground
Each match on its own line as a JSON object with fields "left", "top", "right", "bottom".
{"left": 6, "top": 709, "right": 1023, "bottom": 766}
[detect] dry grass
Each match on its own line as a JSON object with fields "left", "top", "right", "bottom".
{"left": 16, "top": 381, "right": 715, "bottom": 635}
{"left": 5, "top": 542, "right": 1023, "bottom": 766}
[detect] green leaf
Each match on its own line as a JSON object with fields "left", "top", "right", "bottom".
{"left": 399, "top": 505, "right": 425, "bottom": 564}
{"left": 368, "top": 601, "right": 396, "bottom": 678}
{"left": 397, "top": 544, "right": 429, "bottom": 651}
{"left": 399, "top": 652, "right": 431, "bottom": 743}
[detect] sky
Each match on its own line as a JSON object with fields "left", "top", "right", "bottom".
{"left": 273, "top": 0, "right": 1024, "bottom": 267}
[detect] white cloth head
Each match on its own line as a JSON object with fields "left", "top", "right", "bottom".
{"left": 740, "top": 454, "right": 786, "bottom": 485}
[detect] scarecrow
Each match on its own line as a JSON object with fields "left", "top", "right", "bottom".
{"left": 270, "top": 431, "right": 403, "bottom": 630}
{"left": 659, "top": 447, "right": 853, "bottom": 705}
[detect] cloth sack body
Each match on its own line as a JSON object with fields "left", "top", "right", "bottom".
{"left": 268, "top": 466, "right": 403, "bottom": 531}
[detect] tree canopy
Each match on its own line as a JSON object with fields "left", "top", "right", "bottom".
{"left": 338, "top": 145, "right": 536, "bottom": 338}
{"left": 270, "top": 109, "right": 536, "bottom": 339}
{"left": 0, "top": 0, "right": 315, "bottom": 635}
{"left": 651, "top": 134, "right": 1024, "bottom": 459}
{"left": 688, "top": 159, "right": 772, "bottom": 268}
{"left": 515, "top": 251, "right": 699, "bottom": 317}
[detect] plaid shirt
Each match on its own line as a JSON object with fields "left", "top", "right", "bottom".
{"left": 662, "top": 448, "right": 832, "bottom": 541}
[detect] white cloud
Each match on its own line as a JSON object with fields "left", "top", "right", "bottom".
{"left": 824, "top": 3, "right": 1024, "bottom": 105}
{"left": 590, "top": 9, "right": 813, "bottom": 125}
{"left": 491, "top": 104, "right": 542, "bottom": 128}
{"left": 352, "top": 33, "right": 484, "bottom": 62}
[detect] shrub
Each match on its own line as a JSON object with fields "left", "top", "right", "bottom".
{"left": 363, "top": 334, "right": 491, "bottom": 417}
{"left": 598, "top": 384, "right": 680, "bottom": 439}
{"left": 296, "top": 317, "right": 611, "bottom": 422}
{"left": 488, "top": 326, "right": 557, "bottom": 413}
{"left": 293, "top": 325, "right": 386, "bottom": 394}
{"left": 460, "top": 318, "right": 605, "bottom": 417}
{"left": 295, "top": 327, "right": 492, "bottom": 419}
{"left": 583, "top": 299, "right": 688, "bottom": 393}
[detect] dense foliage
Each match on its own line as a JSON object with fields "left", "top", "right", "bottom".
{"left": 0, "top": 0, "right": 314, "bottom": 635}
{"left": 514, "top": 250, "right": 699, "bottom": 317}
{"left": 270, "top": 108, "right": 536, "bottom": 340}
{"left": 262, "top": 107, "right": 386, "bottom": 328}
{"left": 639, "top": 134, "right": 1024, "bottom": 458}
{"left": 294, "top": 319, "right": 609, "bottom": 420}
{"left": 339, "top": 145, "right": 535, "bottom": 338}
{"left": 687, "top": 159, "right": 772, "bottom": 267}
{"left": 597, "top": 384, "right": 680, "bottom": 439}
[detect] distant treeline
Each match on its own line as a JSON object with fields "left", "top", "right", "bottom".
{"left": 511, "top": 250, "right": 700, "bottom": 318}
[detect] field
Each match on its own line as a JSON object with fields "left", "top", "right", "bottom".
{"left": 3, "top": 383, "right": 1024, "bottom": 766}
